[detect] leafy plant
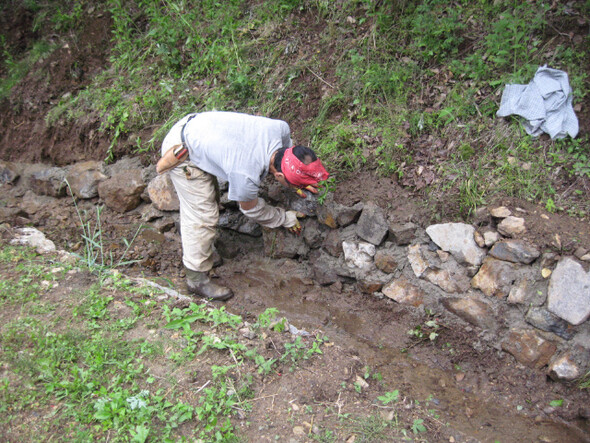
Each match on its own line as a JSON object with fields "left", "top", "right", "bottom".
{"left": 549, "top": 399, "right": 564, "bottom": 407}
{"left": 408, "top": 319, "right": 440, "bottom": 342}
{"left": 378, "top": 390, "right": 400, "bottom": 405}
{"left": 280, "top": 335, "right": 324, "bottom": 370}
{"left": 411, "top": 418, "right": 427, "bottom": 434}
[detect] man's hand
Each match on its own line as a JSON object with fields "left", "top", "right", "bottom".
{"left": 287, "top": 219, "right": 302, "bottom": 235}
{"left": 295, "top": 184, "right": 319, "bottom": 198}
{"left": 286, "top": 211, "right": 305, "bottom": 235}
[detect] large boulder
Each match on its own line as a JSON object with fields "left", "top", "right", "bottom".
{"left": 355, "top": 202, "right": 389, "bottom": 246}
{"left": 98, "top": 170, "right": 145, "bottom": 213}
{"left": 547, "top": 257, "right": 590, "bottom": 325}
{"left": 426, "top": 223, "right": 486, "bottom": 267}
{"left": 65, "top": 161, "right": 107, "bottom": 199}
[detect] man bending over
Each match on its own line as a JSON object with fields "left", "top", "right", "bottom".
{"left": 157, "top": 111, "right": 329, "bottom": 301}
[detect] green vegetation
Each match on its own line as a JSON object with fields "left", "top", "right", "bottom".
{"left": 1, "top": 0, "right": 588, "bottom": 216}
{"left": 66, "top": 180, "right": 143, "bottom": 273}
{"left": 0, "top": 243, "right": 332, "bottom": 441}
{"left": 0, "top": 242, "right": 450, "bottom": 441}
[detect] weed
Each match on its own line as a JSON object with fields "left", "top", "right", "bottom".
{"left": 407, "top": 0, "right": 466, "bottom": 63}
{"left": 66, "top": 180, "right": 142, "bottom": 272}
{"left": 1, "top": 38, "right": 55, "bottom": 101}
{"left": 256, "top": 307, "right": 280, "bottom": 328}
{"left": 280, "top": 335, "right": 324, "bottom": 371}
{"left": 411, "top": 418, "right": 427, "bottom": 434}
{"left": 579, "top": 371, "right": 590, "bottom": 390}
{"left": 317, "top": 176, "right": 336, "bottom": 205}
{"left": 408, "top": 319, "right": 440, "bottom": 343}
{"left": 378, "top": 390, "right": 400, "bottom": 405}
{"left": 312, "top": 429, "right": 337, "bottom": 442}
{"left": 346, "top": 414, "right": 390, "bottom": 442}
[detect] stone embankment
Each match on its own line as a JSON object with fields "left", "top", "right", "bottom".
{"left": 1, "top": 157, "right": 589, "bottom": 383}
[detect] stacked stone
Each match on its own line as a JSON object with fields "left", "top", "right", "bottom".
{"left": 1, "top": 158, "right": 589, "bottom": 383}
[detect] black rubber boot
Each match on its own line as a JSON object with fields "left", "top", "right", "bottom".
{"left": 185, "top": 269, "right": 233, "bottom": 301}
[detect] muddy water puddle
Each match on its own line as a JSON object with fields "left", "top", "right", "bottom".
{"left": 210, "top": 257, "right": 588, "bottom": 443}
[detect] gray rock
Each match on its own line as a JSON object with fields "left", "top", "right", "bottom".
{"left": 357, "top": 276, "right": 384, "bottom": 294}
{"left": 547, "top": 257, "right": 590, "bottom": 325}
{"left": 501, "top": 328, "right": 557, "bottom": 369}
{"left": 335, "top": 202, "right": 364, "bottom": 227}
{"left": 507, "top": 277, "right": 547, "bottom": 306}
{"left": 0, "top": 160, "right": 19, "bottom": 184}
{"left": 355, "top": 202, "right": 389, "bottom": 246}
{"left": 322, "top": 229, "right": 343, "bottom": 257}
{"left": 388, "top": 221, "right": 418, "bottom": 245}
{"left": 482, "top": 229, "right": 501, "bottom": 247}
{"left": 288, "top": 191, "right": 319, "bottom": 217}
{"left": 65, "top": 161, "right": 107, "bottom": 199}
{"left": 141, "top": 205, "right": 165, "bottom": 222}
{"left": 474, "top": 229, "right": 485, "bottom": 248}
{"left": 442, "top": 296, "right": 497, "bottom": 330}
{"left": 262, "top": 227, "right": 309, "bottom": 259}
{"left": 490, "top": 206, "right": 512, "bottom": 218}
{"left": 0, "top": 206, "right": 27, "bottom": 224}
{"left": 141, "top": 164, "right": 157, "bottom": 184}
{"left": 218, "top": 210, "right": 262, "bottom": 237}
{"left": 424, "top": 267, "right": 469, "bottom": 294}
{"left": 428, "top": 249, "right": 471, "bottom": 293}
{"left": 10, "top": 227, "right": 56, "bottom": 253}
{"left": 98, "top": 170, "right": 145, "bottom": 213}
{"left": 311, "top": 251, "right": 353, "bottom": 285}
{"left": 426, "top": 223, "right": 486, "bottom": 267}
{"left": 574, "top": 247, "right": 589, "bottom": 260}
{"left": 20, "top": 190, "right": 58, "bottom": 216}
{"left": 105, "top": 156, "right": 143, "bottom": 176}
{"left": 525, "top": 307, "right": 574, "bottom": 340}
{"left": 548, "top": 352, "right": 581, "bottom": 381}
{"left": 302, "top": 218, "right": 325, "bottom": 249}
{"left": 29, "top": 166, "right": 67, "bottom": 197}
{"left": 374, "top": 249, "right": 398, "bottom": 273}
{"left": 315, "top": 194, "right": 363, "bottom": 228}
{"left": 471, "top": 257, "right": 521, "bottom": 298}
{"left": 407, "top": 244, "right": 429, "bottom": 277}
{"left": 239, "top": 327, "right": 257, "bottom": 340}
{"left": 489, "top": 239, "right": 540, "bottom": 264}
{"left": 153, "top": 216, "right": 177, "bottom": 233}
{"left": 497, "top": 216, "right": 526, "bottom": 237}
{"left": 147, "top": 174, "right": 179, "bottom": 211}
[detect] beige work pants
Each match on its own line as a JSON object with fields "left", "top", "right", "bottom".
{"left": 161, "top": 116, "right": 218, "bottom": 273}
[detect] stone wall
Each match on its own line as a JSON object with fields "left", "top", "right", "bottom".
{"left": 1, "top": 157, "right": 589, "bottom": 383}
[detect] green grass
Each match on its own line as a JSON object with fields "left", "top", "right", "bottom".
{"left": 0, "top": 242, "right": 333, "bottom": 441}
{"left": 2, "top": 0, "right": 589, "bottom": 216}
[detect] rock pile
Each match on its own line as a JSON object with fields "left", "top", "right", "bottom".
{"left": 1, "top": 157, "right": 589, "bottom": 383}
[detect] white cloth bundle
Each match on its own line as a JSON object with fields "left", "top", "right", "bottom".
{"left": 497, "top": 66, "right": 579, "bottom": 139}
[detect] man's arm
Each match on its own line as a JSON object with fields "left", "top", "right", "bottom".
{"left": 239, "top": 199, "right": 258, "bottom": 211}
{"left": 239, "top": 198, "right": 301, "bottom": 234}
